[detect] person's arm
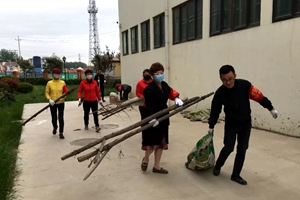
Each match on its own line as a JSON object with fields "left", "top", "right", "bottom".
{"left": 62, "top": 82, "right": 68, "bottom": 94}
{"left": 168, "top": 87, "right": 180, "bottom": 100}
{"left": 249, "top": 85, "right": 274, "bottom": 111}
{"left": 45, "top": 82, "right": 51, "bottom": 100}
{"left": 143, "top": 87, "right": 155, "bottom": 116}
{"left": 77, "top": 81, "right": 83, "bottom": 99}
{"left": 208, "top": 91, "right": 223, "bottom": 129}
{"left": 95, "top": 84, "right": 101, "bottom": 100}
{"left": 136, "top": 81, "right": 144, "bottom": 98}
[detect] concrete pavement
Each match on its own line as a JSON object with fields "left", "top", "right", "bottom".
{"left": 15, "top": 100, "right": 300, "bottom": 200}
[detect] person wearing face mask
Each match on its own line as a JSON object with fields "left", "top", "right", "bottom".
{"left": 78, "top": 69, "right": 102, "bottom": 132}
{"left": 209, "top": 65, "right": 278, "bottom": 185}
{"left": 45, "top": 68, "right": 69, "bottom": 139}
{"left": 136, "top": 69, "right": 152, "bottom": 120}
{"left": 115, "top": 83, "right": 132, "bottom": 101}
{"left": 141, "top": 62, "right": 184, "bottom": 174}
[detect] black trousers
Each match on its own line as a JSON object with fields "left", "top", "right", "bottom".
{"left": 122, "top": 86, "right": 132, "bottom": 101}
{"left": 83, "top": 100, "right": 99, "bottom": 127}
{"left": 215, "top": 122, "right": 252, "bottom": 177}
{"left": 50, "top": 103, "right": 65, "bottom": 133}
{"left": 100, "top": 85, "right": 105, "bottom": 100}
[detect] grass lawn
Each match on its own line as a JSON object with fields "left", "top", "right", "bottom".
{"left": 0, "top": 85, "right": 116, "bottom": 200}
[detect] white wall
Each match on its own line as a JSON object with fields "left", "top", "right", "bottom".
{"left": 118, "top": 0, "right": 300, "bottom": 137}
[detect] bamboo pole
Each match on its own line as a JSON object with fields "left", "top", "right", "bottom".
{"left": 81, "top": 92, "right": 214, "bottom": 180}
{"left": 17, "top": 87, "right": 77, "bottom": 129}
{"left": 61, "top": 97, "right": 198, "bottom": 161}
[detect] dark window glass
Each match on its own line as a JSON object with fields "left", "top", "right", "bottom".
{"left": 188, "top": 0, "right": 196, "bottom": 39}
{"left": 180, "top": 5, "right": 187, "bottom": 41}
{"left": 173, "top": 8, "right": 180, "bottom": 43}
{"left": 210, "top": 0, "right": 221, "bottom": 35}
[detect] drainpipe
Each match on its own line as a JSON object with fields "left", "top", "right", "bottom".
{"left": 164, "top": 0, "right": 170, "bottom": 83}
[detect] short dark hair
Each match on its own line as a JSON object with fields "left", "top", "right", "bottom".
{"left": 143, "top": 69, "right": 150, "bottom": 74}
{"left": 149, "top": 62, "right": 164, "bottom": 75}
{"left": 85, "top": 69, "right": 93, "bottom": 75}
{"left": 219, "top": 65, "right": 235, "bottom": 75}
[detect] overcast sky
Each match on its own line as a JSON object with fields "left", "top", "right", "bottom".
{"left": 0, "top": 0, "right": 120, "bottom": 64}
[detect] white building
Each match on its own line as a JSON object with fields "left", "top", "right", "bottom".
{"left": 118, "top": 0, "right": 300, "bottom": 137}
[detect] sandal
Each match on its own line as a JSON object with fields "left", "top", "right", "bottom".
{"left": 141, "top": 158, "right": 148, "bottom": 172}
{"left": 152, "top": 167, "right": 168, "bottom": 174}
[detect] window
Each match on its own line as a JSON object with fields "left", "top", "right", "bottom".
{"left": 210, "top": 0, "right": 261, "bottom": 36}
{"left": 273, "top": 0, "right": 300, "bottom": 22}
{"left": 173, "top": 0, "right": 203, "bottom": 44}
{"left": 131, "top": 26, "right": 138, "bottom": 53}
{"left": 141, "top": 20, "right": 150, "bottom": 51}
{"left": 122, "top": 30, "right": 128, "bottom": 56}
{"left": 153, "top": 13, "right": 165, "bottom": 48}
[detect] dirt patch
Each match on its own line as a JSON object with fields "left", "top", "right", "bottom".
{"left": 70, "top": 138, "right": 99, "bottom": 146}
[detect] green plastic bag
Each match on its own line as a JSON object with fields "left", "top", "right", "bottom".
{"left": 185, "top": 132, "right": 215, "bottom": 170}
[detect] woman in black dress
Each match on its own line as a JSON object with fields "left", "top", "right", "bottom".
{"left": 141, "top": 62, "right": 184, "bottom": 174}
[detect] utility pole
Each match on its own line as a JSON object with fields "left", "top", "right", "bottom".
{"left": 78, "top": 53, "right": 81, "bottom": 62}
{"left": 15, "top": 36, "right": 22, "bottom": 58}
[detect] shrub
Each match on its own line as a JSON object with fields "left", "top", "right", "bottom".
{"left": 19, "top": 77, "right": 49, "bottom": 85}
{"left": 112, "top": 78, "right": 121, "bottom": 87}
{"left": 0, "top": 81, "right": 10, "bottom": 91}
{"left": 17, "top": 82, "right": 34, "bottom": 94}
{"left": 0, "top": 78, "right": 19, "bottom": 91}
{"left": 0, "top": 75, "right": 20, "bottom": 82}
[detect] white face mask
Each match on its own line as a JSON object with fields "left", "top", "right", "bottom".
{"left": 53, "top": 74, "right": 60, "bottom": 79}
{"left": 86, "top": 75, "right": 92, "bottom": 79}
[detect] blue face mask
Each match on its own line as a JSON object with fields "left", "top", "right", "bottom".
{"left": 154, "top": 74, "right": 164, "bottom": 83}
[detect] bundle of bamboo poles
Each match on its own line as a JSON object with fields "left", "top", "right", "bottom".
{"left": 90, "top": 97, "right": 145, "bottom": 120}
{"left": 61, "top": 92, "right": 214, "bottom": 180}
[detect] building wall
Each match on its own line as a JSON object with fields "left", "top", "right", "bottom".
{"left": 118, "top": 0, "right": 300, "bottom": 137}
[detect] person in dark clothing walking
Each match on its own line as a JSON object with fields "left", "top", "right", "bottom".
{"left": 78, "top": 69, "right": 102, "bottom": 132}
{"left": 141, "top": 62, "right": 184, "bottom": 174}
{"left": 208, "top": 65, "right": 278, "bottom": 185}
{"left": 115, "top": 83, "right": 132, "bottom": 101}
{"left": 94, "top": 69, "right": 106, "bottom": 102}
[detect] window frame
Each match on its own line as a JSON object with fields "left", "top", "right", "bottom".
{"left": 172, "top": 0, "right": 203, "bottom": 45}
{"left": 272, "top": 0, "right": 300, "bottom": 22}
{"left": 122, "top": 30, "right": 129, "bottom": 56}
{"left": 153, "top": 13, "right": 165, "bottom": 49}
{"left": 141, "top": 20, "right": 151, "bottom": 52}
{"left": 130, "top": 25, "right": 138, "bottom": 54}
{"left": 210, "top": 0, "right": 261, "bottom": 37}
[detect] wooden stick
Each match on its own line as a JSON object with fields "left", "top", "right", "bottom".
{"left": 17, "top": 87, "right": 77, "bottom": 129}
{"left": 76, "top": 92, "right": 214, "bottom": 163}
{"left": 83, "top": 150, "right": 108, "bottom": 181}
{"left": 61, "top": 97, "right": 198, "bottom": 161}
{"left": 80, "top": 92, "right": 214, "bottom": 179}
{"left": 97, "top": 97, "right": 144, "bottom": 116}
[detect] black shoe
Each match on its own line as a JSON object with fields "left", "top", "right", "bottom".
{"left": 52, "top": 128, "right": 57, "bottom": 135}
{"left": 59, "top": 134, "right": 65, "bottom": 139}
{"left": 213, "top": 167, "right": 220, "bottom": 176}
{"left": 231, "top": 176, "right": 247, "bottom": 185}
{"left": 103, "top": 99, "right": 106, "bottom": 102}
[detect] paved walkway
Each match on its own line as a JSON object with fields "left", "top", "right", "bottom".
{"left": 15, "top": 100, "right": 300, "bottom": 200}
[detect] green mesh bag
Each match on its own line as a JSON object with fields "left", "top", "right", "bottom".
{"left": 185, "top": 131, "right": 215, "bottom": 170}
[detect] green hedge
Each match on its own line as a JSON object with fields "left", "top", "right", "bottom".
{"left": 17, "top": 82, "right": 34, "bottom": 94}
{"left": 19, "top": 78, "right": 82, "bottom": 85}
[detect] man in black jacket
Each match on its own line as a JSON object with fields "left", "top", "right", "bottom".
{"left": 94, "top": 69, "right": 105, "bottom": 102}
{"left": 208, "top": 65, "right": 278, "bottom": 185}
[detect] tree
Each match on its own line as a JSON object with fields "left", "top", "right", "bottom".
{"left": 92, "top": 46, "right": 116, "bottom": 73}
{"left": 43, "top": 55, "right": 63, "bottom": 72}
{"left": 18, "top": 59, "right": 35, "bottom": 77}
{"left": 65, "top": 62, "right": 87, "bottom": 69}
{"left": 0, "top": 49, "right": 19, "bottom": 62}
